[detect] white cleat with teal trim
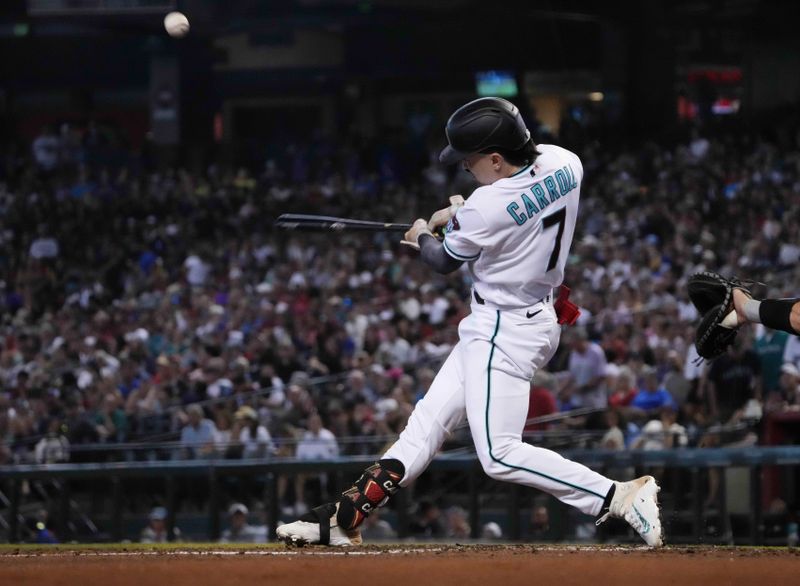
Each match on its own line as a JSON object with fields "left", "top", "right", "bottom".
{"left": 597, "top": 475, "right": 663, "bottom": 547}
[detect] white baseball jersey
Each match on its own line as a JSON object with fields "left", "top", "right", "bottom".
{"left": 442, "top": 144, "right": 583, "bottom": 309}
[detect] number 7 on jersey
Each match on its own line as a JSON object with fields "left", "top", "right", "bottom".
{"left": 541, "top": 208, "right": 566, "bottom": 272}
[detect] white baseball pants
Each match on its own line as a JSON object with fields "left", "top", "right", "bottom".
{"left": 383, "top": 298, "right": 613, "bottom": 516}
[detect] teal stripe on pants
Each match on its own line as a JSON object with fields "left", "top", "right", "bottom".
{"left": 484, "top": 310, "right": 605, "bottom": 499}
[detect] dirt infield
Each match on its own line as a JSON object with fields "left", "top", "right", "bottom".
{"left": 2, "top": 544, "right": 799, "bottom": 586}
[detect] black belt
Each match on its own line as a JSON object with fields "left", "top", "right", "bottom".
{"left": 473, "top": 290, "right": 551, "bottom": 306}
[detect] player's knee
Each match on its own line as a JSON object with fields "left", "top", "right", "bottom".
{"left": 480, "top": 456, "right": 516, "bottom": 482}
{"left": 477, "top": 439, "right": 519, "bottom": 481}
{"left": 479, "top": 458, "right": 506, "bottom": 481}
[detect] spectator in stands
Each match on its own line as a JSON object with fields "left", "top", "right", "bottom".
{"left": 632, "top": 407, "right": 688, "bottom": 450}
{"left": 480, "top": 521, "right": 502, "bottom": 540}
{"left": 377, "top": 324, "right": 411, "bottom": 369}
{"left": 409, "top": 500, "right": 444, "bottom": 539}
{"left": 412, "top": 367, "right": 436, "bottom": 403}
{"left": 392, "top": 373, "right": 416, "bottom": 406}
{"left": 527, "top": 504, "right": 556, "bottom": 541}
{"left": 705, "top": 335, "right": 762, "bottom": 424}
{"left": 444, "top": 506, "right": 471, "bottom": 539}
{"left": 662, "top": 350, "right": 691, "bottom": 407}
{"left": 343, "top": 369, "right": 375, "bottom": 404}
{"left": 630, "top": 367, "right": 678, "bottom": 418}
{"left": 359, "top": 507, "right": 396, "bottom": 541}
{"left": 755, "top": 328, "right": 790, "bottom": 396}
{"left": 117, "top": 358, "right": 144, "bottom": 400}
{"left": 783, "top": 335, "right": 800, "bottom": 372}
{"left": 179, "top": 404, "right": 218, "bottom": 459}
{"left": 607, "top": 366, "right": 637, "bottom": 410}
{"left": 366, "top": 364, "right": 393, "bottom": 400}
{"left": 205, "top": 357, "right": 233, "bottom": 400}
{"left": 140, "top": 506, "right": 181, "bottom": 543}
{"left": 63, "top": 395, "right": 100, "bottom": 450}
{"left": 34, "top": 418, "right": 69, "bottom": 464}
{"left": 555, "top": 371, "right": 581, "bottom": 413}
{"left": 785, "top": 375, "right": 800, "bottom": 412}
{"left": 219, "top": 503, "right": 267, "bottom": 543}
{"left": 183, "top": 250, "right": 211, "bottom": 288}
{"left": 700, "top": 339, "right": 762, "bottom": 508}
{"left": 125, "top": 380, "right": 167, "bottom": 436}
{"left": 272, "top": 345, "right": 305, "bottom": 384}
{"left": 525, "top": 370, "right": 558, "bottom": 432}
{"left": 600, "top": 409, "right": 626, "bottom": 451}
{"left": 214, "top": 408, "right": 235, "bottom": 455}
{"left": 277, "top": 383, "right": 315, "bottom": 432}
{"left": 285, "top": 412, "right": 340, "bottom": 516}
{"left": 566, "top": 327, "right": 608, "bottom": 408}
{"left": 93, "top": 392, "right": 128, "bottom": 444}
{"left": 31, "top": 125, "right": 60, "bottom": 171}
{"left": 767, "top": 363, "right": 800, "bottom": 413}
{"left": 232, "top": 405, "right": 274, "bottom": 459}
{"left": 600, "top": 408, "right": 636, "bottom": 479}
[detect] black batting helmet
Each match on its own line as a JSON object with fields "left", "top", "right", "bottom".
{"left": 438, "top": 97, "right": 531, "bottom": 165}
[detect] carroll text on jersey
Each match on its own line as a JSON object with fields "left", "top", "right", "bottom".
{"left": 506, "top": 164, "right": 578, "bottom": 226}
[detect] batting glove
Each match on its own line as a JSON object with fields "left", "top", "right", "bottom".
{"left": 427, "top": 195, "right": 465, "bottom": 231}
{"left": 400, "top": 218, "right": 434, "bottom": 251}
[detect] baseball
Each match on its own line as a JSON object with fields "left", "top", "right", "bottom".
{"left": 164, "top": 11, "right": 190, "bottom": 38}
{"left": 720, "top": 308, "right": 740, "bottom": 328}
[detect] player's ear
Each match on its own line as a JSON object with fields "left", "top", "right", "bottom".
{"left": 490, "top": 153, "right": 503, "bottom": 170}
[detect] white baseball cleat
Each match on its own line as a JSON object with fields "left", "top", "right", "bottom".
{"left": 597, "top": 475, "right": 664, "bottom": 547}
{"left": 276, "top": 503, "right": 362, "bottom": 547}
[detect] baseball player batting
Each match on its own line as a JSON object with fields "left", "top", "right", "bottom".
{"left": 277, "top": 97, "right": 663, "bottom": 547}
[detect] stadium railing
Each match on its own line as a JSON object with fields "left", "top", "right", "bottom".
{"left": 1, "top": 446, "right": 798, "bottom": 545}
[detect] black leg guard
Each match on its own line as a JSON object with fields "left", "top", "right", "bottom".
{"left": 336, "top": 459, "right": 405, "bottom": 530}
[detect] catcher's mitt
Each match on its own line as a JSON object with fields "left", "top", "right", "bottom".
{"left": 687, "top": 272, "right": 754, "bottom": 360}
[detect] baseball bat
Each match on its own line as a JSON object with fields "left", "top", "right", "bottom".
{"left": 275, "top": 213, "right": 412, "bottom": 233}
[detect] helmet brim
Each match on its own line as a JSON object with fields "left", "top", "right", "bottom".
{"left": 438, "top": 144, "right": 471, "bottom": 165}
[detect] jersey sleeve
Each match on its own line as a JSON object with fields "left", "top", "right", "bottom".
{"left": 442, "top": 203, "right": 491, "bottom": 262}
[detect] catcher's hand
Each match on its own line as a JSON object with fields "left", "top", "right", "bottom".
{"left": 687, "top": 272, "right": 753, "bottom": 360}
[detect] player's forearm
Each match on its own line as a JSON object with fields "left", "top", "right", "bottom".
{"left": 757, "top": 298, "right": 800, "bottom": 335}
{"left": 418, "top": 234, "right": 463, "bottom": 274}
{"left": 737, "top": 291, "right": 800, "bottom": 335}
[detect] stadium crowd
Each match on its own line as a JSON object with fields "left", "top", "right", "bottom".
{"left": 1, "top": 118, "right": 800, "bottom": 519}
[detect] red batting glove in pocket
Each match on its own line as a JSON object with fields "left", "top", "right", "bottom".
{"left": 554, "top": 286, "right": 581, "bottom": 326}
